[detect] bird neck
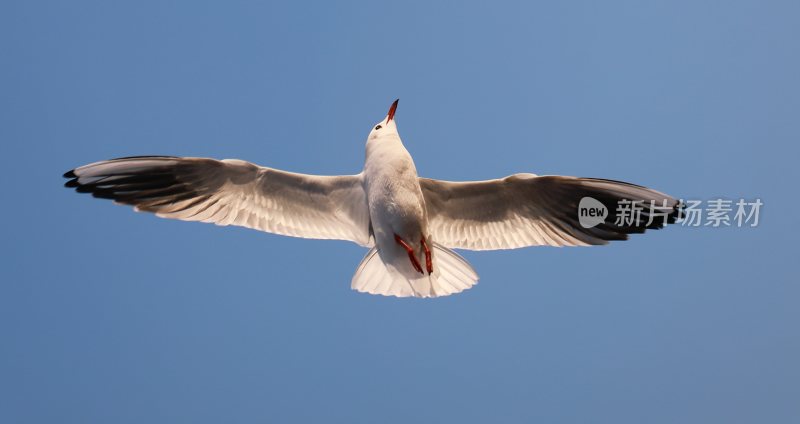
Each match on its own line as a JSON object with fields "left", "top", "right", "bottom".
{"left": 365, "top": 133, "right": 413, "bottom": 170}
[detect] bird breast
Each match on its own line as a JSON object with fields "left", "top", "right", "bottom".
{"left": 364, "top": 139, "right": 427, "bottom": 240}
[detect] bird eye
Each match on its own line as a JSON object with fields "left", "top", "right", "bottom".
{"left": 374, "top": 125, "right": 382, "bottom": 130}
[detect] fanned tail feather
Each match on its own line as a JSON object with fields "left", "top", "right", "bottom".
{"left": 351, "top": 242, "right": 478, "bottom": 298}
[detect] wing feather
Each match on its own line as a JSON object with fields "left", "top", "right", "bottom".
{"left": 65, "top": 156, "right": 372, "bottom": 246}
{"left": 420, "top": 174, "right": 682, "bottom": 251}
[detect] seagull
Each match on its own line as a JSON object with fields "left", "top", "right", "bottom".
{"left": 64, "top": 100, "right": 682, "bottom": 298}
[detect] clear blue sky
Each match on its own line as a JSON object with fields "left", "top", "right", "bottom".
{"left": 2, "top": 1, "right": 798, "bottom": 422}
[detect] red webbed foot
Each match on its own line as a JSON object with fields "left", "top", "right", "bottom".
{"left": 394, "top": 233, "right": 423, "bottom": 274}
{"left": 420, "top": 236, "right": 433, "bottom": 274}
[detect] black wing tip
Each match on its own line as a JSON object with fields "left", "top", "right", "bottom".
{"left": 644, "top": 200, "right": 684, "bottom": 230}
{"left": 583, "top": 194, "right": 684, "bottom": 244}
{"left": 63, "top": 169, "right": 80, "bottom": 188}
{"left": 61, "top": 164, "right": 201, "bottom": 211}
{"left": 672, "top": 200, "right": 686, "bottom": 221}
{"left": 62, "top": 155, "right": 180, "bottom": 181}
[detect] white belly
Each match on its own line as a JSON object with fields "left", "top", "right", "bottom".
{"left": 364, "top": 137, "right": 430, "bottom": 278}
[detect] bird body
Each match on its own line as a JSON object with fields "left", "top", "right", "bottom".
{"left": 364, "top": 126, "right": 427, "bottom": 247}
{"left": 65, "top": 100, "right": 682, "bottom": 298}
{"left": 359, "top": 101, "right": 464, "bottom": 297}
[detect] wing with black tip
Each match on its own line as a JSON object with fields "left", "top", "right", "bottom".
{"left": 64, "top": 156, "right": 372, "bottom": 246}
{"left": 420, "top": 174, "right": 682, "bottom": 250}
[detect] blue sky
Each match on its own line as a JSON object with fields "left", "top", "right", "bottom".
{"left": 1, "top": 1, "right": 798, "bottom": 422}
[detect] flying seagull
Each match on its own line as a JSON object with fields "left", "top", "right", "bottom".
{"left": 64, "top": 100, "right": 682, "bottom": 298}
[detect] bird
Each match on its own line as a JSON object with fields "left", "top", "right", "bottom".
{"left": 64, "top": 99, "right": 682, "bottom": 298}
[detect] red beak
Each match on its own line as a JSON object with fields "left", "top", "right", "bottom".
{"left": 387, "top": 99, "right": 399, "bottom": 122}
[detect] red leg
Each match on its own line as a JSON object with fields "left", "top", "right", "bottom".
{"left": 420, "top": 236, "right": 433, "bottom": 274}
{"left": 395, "top": 233, "right": 423, "bottom": 274}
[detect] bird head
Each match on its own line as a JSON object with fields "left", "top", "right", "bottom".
{"left": 368, "top": 99, "right": 399, "bottom": 140}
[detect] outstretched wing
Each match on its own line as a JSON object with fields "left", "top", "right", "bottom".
{"left": 65, "top": 156, "right": 372, "bottom": 246}
{"left": 420, "top": 174, "right": 682, "bottom": 250}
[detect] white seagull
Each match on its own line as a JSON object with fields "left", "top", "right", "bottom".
{"left": 64, "top": 100, "right": 682, "bottom": 298}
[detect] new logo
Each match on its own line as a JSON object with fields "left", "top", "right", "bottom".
{"left": 578, "top": 197, "right": 607, "bottom": 228}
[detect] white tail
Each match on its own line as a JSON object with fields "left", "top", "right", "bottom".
{"left": 351, "top": 242, "right": 479, "bottom": 298}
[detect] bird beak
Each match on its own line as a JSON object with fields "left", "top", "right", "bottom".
{"left": 387, "top": 99, "right": 399, "bottom": 122}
